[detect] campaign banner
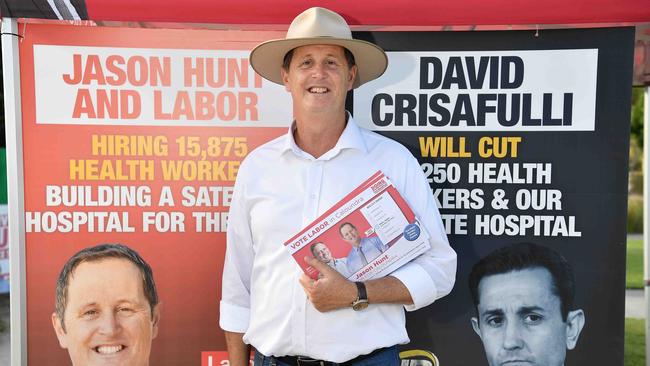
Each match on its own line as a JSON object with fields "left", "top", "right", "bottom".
{"left": 355, "top": 49, "right": 598, "bottom": 132}
{"left": 18, "top": 23, "right": 291, "bottom": 365}
{"left": 285, "top": 171, "right": 429, "bottom": 281}
{"left": 33, "top": 45, "right": 290, "bottom": 127}
{"left": 352, "top": 28, "right": 633, "bottom": 365}
{"left": 12, "top": 21, "right": 633, "bottom": 366}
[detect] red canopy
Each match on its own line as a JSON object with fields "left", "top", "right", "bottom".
{"left": 1, "top": 0, "right": 649, "bottom": 26}
{"left": 1, "top": 0, "right": 649, "bottom": 85}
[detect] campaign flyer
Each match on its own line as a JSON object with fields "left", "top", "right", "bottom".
{"left": 284, "top": 171, "right": 430, "bottom": 281}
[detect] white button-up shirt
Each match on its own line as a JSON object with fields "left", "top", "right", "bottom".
{"left": 219, "top": 117, "right": 456, "bottom": 363}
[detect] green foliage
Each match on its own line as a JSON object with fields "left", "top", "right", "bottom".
{"left": 625, "top": 318, "right": 646, "bottom": 366}
{"left": 631, "top": 87, "right": 645, "bottom": 148}
{"left": 627, "top": 238, "right": 643, "bottom": 289}
{"left": 630, "top": 139, "right": 643, "bottom": 174}
{"left": 628, "top": 196, "right": 644, "bottom": 234}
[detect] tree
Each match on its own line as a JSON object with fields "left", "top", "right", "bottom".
{"left": 630, "top": 87, "right": 645, "bottom": 148}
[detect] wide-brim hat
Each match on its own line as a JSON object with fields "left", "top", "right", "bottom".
{"left": 250, "top": 7, "right": 388, "bottom": 88}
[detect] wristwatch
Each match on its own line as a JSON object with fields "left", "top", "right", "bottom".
{"left": 351, "top": 282, "right": 369, "bottom": 311}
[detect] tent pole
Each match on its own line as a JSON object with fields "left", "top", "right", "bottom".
{"left": 2, "top": 18, "right": 27, "bottom": 366}
{"left": 643, "top": 86, "right": 650, "bottom": 366}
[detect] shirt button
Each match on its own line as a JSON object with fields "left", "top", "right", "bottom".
{"left": 310, "top": 194, "right": 316, "bottom": 199}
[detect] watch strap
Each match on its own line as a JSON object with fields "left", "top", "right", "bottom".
{"left": 355, "top": 281, "right": 368, "bottom": 302}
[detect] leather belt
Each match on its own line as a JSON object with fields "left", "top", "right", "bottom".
{"left": 270, "top": 347, "right": 390, "bottom": 366}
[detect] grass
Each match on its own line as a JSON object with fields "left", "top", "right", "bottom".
{"left": 626, "top": 318, "right": 646, "bottom": 366}
{"left": 628, "top": 239, "right": 644, "bottom": 289}
{"left": 626, "top": 237, "right": 646, "bottom": 365}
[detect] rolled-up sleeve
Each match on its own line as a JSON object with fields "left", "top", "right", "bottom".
{"left": 392, "top": 156, "right": 457, "bottom": 311}
{"left": 219, "top": 170, "right": 255, "bottom": 333}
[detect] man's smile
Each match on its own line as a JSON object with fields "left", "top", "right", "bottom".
{"left": 94, "top": 344, "right": 126, "bottom": 355}
{"left": 308, "top": 87, "right": 329, "bottom": 94}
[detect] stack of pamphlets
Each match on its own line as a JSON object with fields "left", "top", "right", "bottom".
{"left": 284, "top": 171, "right": 430, "bottom": 281}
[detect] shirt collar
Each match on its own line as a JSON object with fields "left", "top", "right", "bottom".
{"left": 280, "top": 112, "right": 368, "bottom": 160}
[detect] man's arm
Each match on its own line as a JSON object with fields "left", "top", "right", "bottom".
{"left": 300, "top": 155, "right": 457, "bottom": 312}
{"left": 390, "top": 155, "right": 457, "bottom": 310}
{"left": 366, "top": 275, "right": 413, "bottom": 305}
{"left": 299, "top": 257, "right": 412, "bottom": 312}
{"left": 220, "top": 169, "right": 255, "bottom": 358}
{"left": 224, "top": 331, "right": 251, "bottom": 366}
{"left": 370, "top": 236, "right": 389, "bottom": 253}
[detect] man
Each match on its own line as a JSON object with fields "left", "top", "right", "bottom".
{"left": 220, "top": 7, "right": 456, "bottom": 365}
{"left": 468, "top": 243, "right": 585, "bottom": 366}
{"left": 51, "top": 244, "right": 160, "bottom": 366}
{"left": 310, "top": 241, "right": 350, "bottom": 278}
{"left": 339, "top": 222, "right": 387, "bottom": 274}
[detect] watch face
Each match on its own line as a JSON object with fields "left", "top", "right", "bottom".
{"left": 352, "top": 300, "right": 369, "bottom": 311}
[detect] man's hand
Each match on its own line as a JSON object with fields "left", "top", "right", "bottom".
{"left": 299, "top": 257, "right": 357, "bottom": 312}
{"left": 224, "top": 331, "right": 250, "bottom": 366}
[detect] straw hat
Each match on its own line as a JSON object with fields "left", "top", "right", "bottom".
{"left": 250, "top": 7, "right": 388, "bottom": 88}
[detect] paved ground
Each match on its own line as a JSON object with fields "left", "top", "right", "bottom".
{"left": 629, "top": 233, "right": 644, "bottom": 241}
{"left": 627, "top": 289, "right": 646, "bottom": 319}
{"left": 626, "top": 234, "right": 645, "bottom": 319}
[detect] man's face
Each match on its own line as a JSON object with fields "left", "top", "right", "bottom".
{"left": 312, "top": 243, "right": 333, "bottom": 263}
{"left": 281, "top": 44, "right": 357, "bottom": 114}
{"left": 52, "top": 258, "right": 160, "bottom": 366}
{"left": 340, "top": 224, "right": 360, "bottom": 247}
{"left": 471, "top": 267, "right": 584, "bottom": 366}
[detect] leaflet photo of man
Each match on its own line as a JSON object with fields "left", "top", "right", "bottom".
{"left": 339, "top": 222, "right": 388, "bottom": 274}
{"left": 468, "top": 242, "right": 585, "bottom": 366}
{"left": 51, "top": 243, "right": 160, "bottom": 366}
{"left": 310, "top": 241, "right": 351, "bottom": 278}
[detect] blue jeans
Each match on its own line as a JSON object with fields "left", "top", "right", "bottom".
{"left": 253, "top": 346, "right": 400, "bottom": 366}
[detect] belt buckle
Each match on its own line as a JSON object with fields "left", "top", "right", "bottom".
{"left": 296, "top": 357, "right": 327, "bottom": 366}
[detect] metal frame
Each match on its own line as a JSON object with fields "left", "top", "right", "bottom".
{"left": 2, "top": 17, "right": 27, "bottom": 366}
{"left": 643, "top": 86, "right": 650, "bottom": 366}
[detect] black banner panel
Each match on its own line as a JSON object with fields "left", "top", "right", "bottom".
{"left": 351, "top": 27, "right": 634, "bottom": 366}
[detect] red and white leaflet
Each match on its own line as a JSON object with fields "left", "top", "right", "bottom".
{"left": 284, "top": 171, "right": 430, "bottom": 281}
{"left": 360, "top": 191, "right": 410, "bottom": 244}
